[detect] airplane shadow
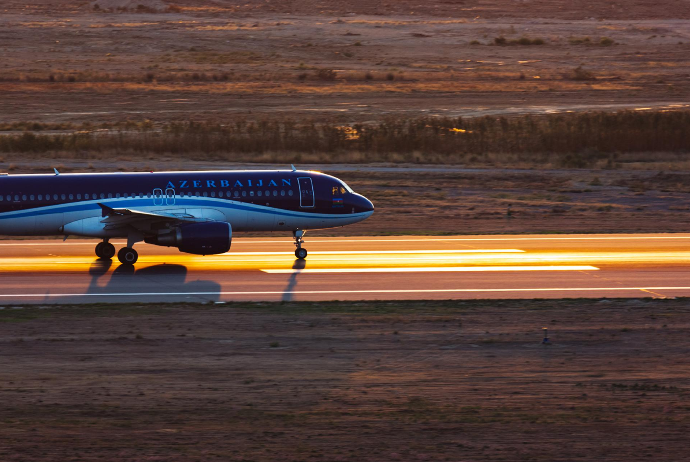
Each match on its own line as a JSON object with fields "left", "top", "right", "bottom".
{"left": 282, "top": 258, "right": 306, "bottom": 302}
{"left": 81, "top": 259, "right": 221, "bottom": 303}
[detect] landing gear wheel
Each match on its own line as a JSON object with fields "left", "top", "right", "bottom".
{"left": 295, "top": 247, "right": 308, "bottom": 260}
{"left": 96, "top": 242, "right": 116, "bottom": 260}
{"left": 95, "top": 242, "right": 104, "bottom": 258}
{"left": 101, "top": 242, "right": 115, "bottom": 259}
{"left": 117, "top": 247, "right": 138, "bottom": 265}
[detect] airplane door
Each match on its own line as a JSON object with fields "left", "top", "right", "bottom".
{"left": 165, "top": 188, "right": 175, "bottom": 206}
{"left": 298, "top": 177, "right": 314, "bottom": 208}
{"left": 153, "top": 188, "right": 163, "bottom": 206}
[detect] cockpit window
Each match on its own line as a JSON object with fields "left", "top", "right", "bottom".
{"left": 340, "top": 180, "right": 354, "bottom": 193}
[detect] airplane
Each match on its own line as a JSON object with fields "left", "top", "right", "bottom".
{"left": 0, "top": 166, "right": 374, "bottom": 265}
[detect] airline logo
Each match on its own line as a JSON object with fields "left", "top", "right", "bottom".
{"left": 166, "top": 178, "right": 292, "bottom": 189}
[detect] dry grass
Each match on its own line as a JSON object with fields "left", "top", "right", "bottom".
{"left": 0, "top": 79, "right": 640, "bottom": 94}
{"left": 1, "top": 111, "right": 688, "bottom": 170}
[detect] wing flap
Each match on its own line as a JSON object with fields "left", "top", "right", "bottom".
{"left": 97, "top": 203, "right": 206, "bottom": 231}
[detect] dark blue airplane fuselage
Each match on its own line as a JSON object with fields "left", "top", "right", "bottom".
{"left": 0, "top": 169, "right": 374, "bottom": 236}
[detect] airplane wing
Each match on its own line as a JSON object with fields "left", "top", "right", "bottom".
{"left": 97, "top": 203, "right": 207, "bottom": 231}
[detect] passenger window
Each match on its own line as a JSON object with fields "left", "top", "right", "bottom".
{"left": 100, "top": 193, "right": 104, "bottom": 199}
{"left": 53, "top": 194, "right": 58, "bottom": 200}
{"left": 77, "top": 194, "right": 81, "bottom": 200}
{"left": 195, "top": 191, "right": 200, "bottom": 197}
{"left": 38, "top": 195, "right": 42, "bottom": 200}
{"left": 288, "top": 190, "right": 294, "bottom": 196}
{"left": 234, "top": 191, "right": 239, "bottom": 197}
{"left": 273, "top": 190, "right": 277, "bottom": 197}
{"left": 258, "top": 191, "right": 262, "bottom": 197}
{"left": 115, "top": 193, "right": 120, "bottom": 198}
{"left": 108, "top": 193, "right": 112, "bottom": 198}
{"left": 250, "top": 191, "right": 254, "bottom": 197}
{"left": 68, "top": 194, "right": 73, "bottom": 200}
{"left": 281, "top": 190, "right": 285, "bottom": 196}
{"left": 22, "top": 195, "right": 26, "bottom": 201}
{"left": 30, "top": 195, "right": 34, "bottom": 200}
{"left": 242, "top": 191, "right": 247, "bottom": 197}
{"left": 0, "top": 196, "right": 3, "bottom": 202}
{"left": 84, "top": 194, "right": 89, "bottom": 199}
{"left": 5, "top": 195, "right": 9, "bottom": 201}
{"left": 61, "top": 194, "right": 66, "bottom": 200}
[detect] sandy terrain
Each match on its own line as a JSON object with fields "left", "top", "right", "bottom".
{"left": 0, "top": 1, "right": 689, "bottom": 124}
{"left": 344, "top": 167, "right": 690, "bottom": 235}
{"left": 2, "top": 298, "right": 690, "bottom": 461}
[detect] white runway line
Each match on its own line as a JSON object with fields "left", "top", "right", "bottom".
{"left": 220, "top": 249, "right": 526, "bottom": 256}
{"left": 1, "top": 286, "right": 690, "bottom": 298}
{"left": 262, "top": 265, "right": 599, "bottom": 274}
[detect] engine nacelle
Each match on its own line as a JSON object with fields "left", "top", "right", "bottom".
{"left": 146, "top": 222, "right": 232, "bottom": 255}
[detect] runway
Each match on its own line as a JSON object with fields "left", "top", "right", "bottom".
{"left": 1, "top": 234, "right": 690, "bottom": 303}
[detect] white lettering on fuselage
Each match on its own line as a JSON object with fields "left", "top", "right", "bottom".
{"left": 165, "top": 178, "right": 292, "bottom": 189}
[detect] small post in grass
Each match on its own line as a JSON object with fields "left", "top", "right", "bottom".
{"left": 542, "top": 327, "right": 550, "bottom": 345}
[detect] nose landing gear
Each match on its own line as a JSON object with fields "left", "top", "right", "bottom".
{"left": 95, "top": 240, "right": 116, "bottom": 260}
{"left": 293, "top": 230, "right": 308, "bottom": 260}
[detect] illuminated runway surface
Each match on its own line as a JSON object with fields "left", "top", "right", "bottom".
{"left": 1, "top": 234, "right": 690, "bottom": 303}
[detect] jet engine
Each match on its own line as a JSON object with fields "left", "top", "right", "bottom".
{"left": 146, "top": 222, "right": 232, "bottom": 255}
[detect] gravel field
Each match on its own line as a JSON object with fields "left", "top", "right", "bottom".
{"left": 2, "top": 299, "right": 690, "bottom": 461}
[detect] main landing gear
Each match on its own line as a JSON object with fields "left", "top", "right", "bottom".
{"left": 117, "top": 247, "right": 138, "bottom": 265}
{"left": 95, "top": 240, "right": 116, "bottom": 260}
{"left": 294, "top": 230, "right": 308, "bottom": 260}
{"left": 94, "top": 240, "right": 138, "bottom": 265}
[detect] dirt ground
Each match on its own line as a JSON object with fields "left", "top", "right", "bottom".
{"left": 1, "top": 1, "right": 689, "bottom": 124}
{"left": 340, "top": 167, "right": 690, "bottom": 235}
{"left": 2, "top": 298, "right": 690, "bottom": 461}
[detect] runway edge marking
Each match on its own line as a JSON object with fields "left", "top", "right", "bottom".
{"left": 261, "top": 265, "right": 599, "bottom": 273}
{"left": 2, "top": 286, "right": 690, "bottom": 298}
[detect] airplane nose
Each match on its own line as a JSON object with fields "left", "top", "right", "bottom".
{"left": 363, "top": 196, "right": 374, "bottom": 213}
{"left": 353, "top": 194, "right": 374, "bottom": 213}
